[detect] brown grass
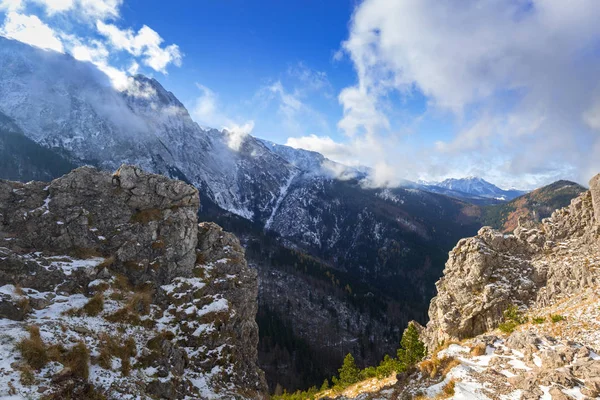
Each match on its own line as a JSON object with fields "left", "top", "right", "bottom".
{"left": 441, "top": 380, "right": 456, "bottom": 397}
{"left": 419, "top": 355, "right": 460, "bottom": 379}
{"left": 128, "top": 291, "right": 152, "bottom": 315}
{"left": 63, "top": 342, "right": 90, "bottom": 380}
{"left": 18, "top": 364, "right": 35, "bottom": 386}
{"left": 14, "top": 285, "right": 25, "bottom": 296}
{"left": 470, "top": 343, "right": 486, "bottom": 356}
{"left": 113, "top": 274, "right": 131, "bottom": 291}
{"left": 97, "top": 333, "right": 136, "bottom": 376}
{"left": 17, "top": 325, "right": 48, "bottom": 370}
{"left": 82, "top": 293, "right": 104, "bottom": 317}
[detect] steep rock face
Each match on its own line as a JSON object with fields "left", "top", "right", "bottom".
{"left": 591, "top": 173, "right": 600, "bottom": 225}
{"left": 424, "top": 174, "right": 600, "bottom": 350}
{"left": 0, "top": 166, "right": 266, "bottom": 399}
{"left": 0, "top": 165, "right": 198, "bottom": 285}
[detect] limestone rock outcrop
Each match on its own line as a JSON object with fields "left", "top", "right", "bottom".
{"left": 591, "top": 173, "right": 600, "bottom": 225}
{"left": 424, "top": 180, "right": 600, "bottom": 350}
{"left": 0, "top": 165, "right": 267, "bottom": 399}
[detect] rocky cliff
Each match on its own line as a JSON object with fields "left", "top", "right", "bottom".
{"left": 424, "top": 176, "right": 599, "bottom": 349}
{"left": 0, "top": 165, "right": 266, "bottom": 399}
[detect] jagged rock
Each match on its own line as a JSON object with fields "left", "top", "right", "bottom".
{"left": 0, "top": 165, "right": 199, "bottom": 286}
{"left": 590, "top": 173, "right": 600, "bottom": 224}
{"left": 548, "top": 386, "right": 571, "bottom": 400}
{"left": 146, "top": 380, "right": 177, "bottom": 399}
{"left": 0, "top": 293, "right": 28, "bottom": 320}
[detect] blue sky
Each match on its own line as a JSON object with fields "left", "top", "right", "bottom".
{"left": 1, "top": 0, "right": 600, "bottom": 189}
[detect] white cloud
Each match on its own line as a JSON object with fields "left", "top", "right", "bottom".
{"left": 77, "top": 0, "right": 121, "bottom": 19}
{"left": 34, "top": 0, "right": 73, "bottom": 14}
{"left": 224, "top": 121, "right": 254, "bottom": 151}
{"left": 286, "top": 134, "right": 355, "bottom": 164}
{"left": 335, "top": 0, "right": 600, "bottom": 186}
{"left": 0, "top": 0, "right": 24, "bottom": 12}
{"left": 96, "top": 21, "right": 182, "bottom": 73}
{"left": 0, "top": 12, "right": 63, "bottom": 52}
{"left": 32, "top": 0, "right": 121, "bottom": 19}
{"left": 191, "top": 83, "right": 255, "bottom": 151}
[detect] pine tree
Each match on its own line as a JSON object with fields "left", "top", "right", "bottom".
{"left": 320, "top": 378, "right": 329, "bottom": 391}
{"left": 397, "top": 322, "right": 426, "bottom": 370}
{"left": 338, "top": 353, "right": 360, "bottom": 387}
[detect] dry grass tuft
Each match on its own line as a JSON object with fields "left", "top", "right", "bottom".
{"left": 63, "top": 342, "right": 90, "bottom": 380}
{"left": 17, "top": 325, "right": 48, "bottom": 370}
{"left": 441, "top": 379, "right": 456, "bottom": 397}
{"left": 470, "top": 343, "right": 486, "bottom": 356}
{"left": 82, "top": 293, "right": 104, "bottom": 317}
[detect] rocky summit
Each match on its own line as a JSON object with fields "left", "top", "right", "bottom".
{"left": 0, "top": 165, "right": 267, "bottom": 399}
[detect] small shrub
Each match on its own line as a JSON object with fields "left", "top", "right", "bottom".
{"left": 82, "top": 293, "right": 104, "bottom": 317}
{"left": 47, "top": 343, "right": 66, "bottom": 361}
{"left": 498, "top": 320, "right": 519, "bottom": 334}
{"left": 98, "top": 347, "right": 112, "bottom": 370}
{"left": 532, "top": 316, "right": 546, "bottom": 324}
{"left": 499, "top": 304, "right": 526, "bottom": 333}
{"left": 551, "top": 314, "right": 566, "bottom": 323}
{"left": 130, "top": 209, "right": 162, "bottom": 224}
{"left": 503, "top": 305, "right": 526, "bottom": 324}
{"left": 195, "top": 251, "right": 206, "bottom": 265}
{"left": 359, "top": 366, "right": 377, "bottom": 380}
{"left": 41, "top": 382, "right": 107, "bottom": 400}
{"left": 16, "top": 297, "right": 31, "bottom": 314}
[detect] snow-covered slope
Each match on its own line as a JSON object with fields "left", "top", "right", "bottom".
{"left": 425, "top": 177, "right": 525, "bottom": 201}
{"left": 0, "top": 36, "right": 298, "bottom": 222}
{"left": 257, "top": 139, "right": 365, "bottom": 180}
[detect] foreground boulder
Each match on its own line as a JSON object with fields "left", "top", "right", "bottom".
{"left": 0, "top": 165, "right": 267, "bottom": 399}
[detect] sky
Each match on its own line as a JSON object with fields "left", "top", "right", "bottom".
{"left": 1, "top": 0, "right": 600, "bottom": 189}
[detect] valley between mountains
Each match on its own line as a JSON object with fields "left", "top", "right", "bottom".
{"left": 0, "top": 36, "right": 596, "bottom": 399}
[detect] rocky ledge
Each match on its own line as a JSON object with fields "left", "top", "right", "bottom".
{"left": 0, "top": 165, "right": 267, "bottom": 399}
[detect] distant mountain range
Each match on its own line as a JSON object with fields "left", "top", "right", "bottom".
{"left": 409, "top": 177, "right": 526, "bottom": 204}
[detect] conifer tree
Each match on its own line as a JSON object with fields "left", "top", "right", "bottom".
{"left": 338, "top": 353, "right": 360, "bottom": 387}
{"left": 320, "top": 378, "right": 329, "bottom": 391}
{"left": 397, "top": 322, "right": 426, "bottom": 370}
